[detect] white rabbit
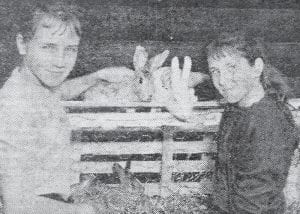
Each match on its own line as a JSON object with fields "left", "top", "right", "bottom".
{"left": 84, "top": 45, "right": 208, "bottom": 103}
{"left": 130, "top": 45, "right": 208, "bottom": 104}
{"left": 84, "top": 45, "right": 169, "bottom": 103}
{"left": 148, "top": 52, "right": 209, "bottom": 104}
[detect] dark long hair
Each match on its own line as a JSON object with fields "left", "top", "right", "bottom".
{"left": 206, "top": 32, "right": 293, "bottom": 102}
{"left": 206, "top": 32, "right": 296, "bottom": 128}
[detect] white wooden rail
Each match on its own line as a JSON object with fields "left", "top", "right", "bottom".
{"left": 64, "top": 99, "right": 300, "bottom": 197}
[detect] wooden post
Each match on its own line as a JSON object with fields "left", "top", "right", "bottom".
{"left": 160, "top": 126, "right": 176, "bottom": 197}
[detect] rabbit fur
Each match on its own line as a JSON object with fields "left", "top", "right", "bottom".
{"left": 84, "top": 46, "right": 208, "bottom": 103}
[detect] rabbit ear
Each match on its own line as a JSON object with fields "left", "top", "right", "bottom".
{"left": 148, "top": 50, "right": 169, "bottom": 72}
{"left": 133, "top": 45, "right": 148, "bottom": 71}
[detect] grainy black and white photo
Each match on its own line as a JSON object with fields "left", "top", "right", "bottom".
{"left": 0, "top": 0, "right": 299, "bottom": 213}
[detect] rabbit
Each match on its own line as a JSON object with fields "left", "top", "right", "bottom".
{"left": 84, "top": 45, "right": 209, "bottom": 104}
{"left": 130, "top": 46, "right": 209, "bottom": 104}
{"left": 147, "top": 52, "right": 209, "bottom": 104}
{"left": 83, "top": 45, "right": 170, "bottom": 103}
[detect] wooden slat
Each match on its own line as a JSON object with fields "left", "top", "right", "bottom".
{"left": 81, "top": 153, "right": 162, "bottom": 162}
{"left": 171, "top": 160, "right": 215, "bottom": 173}
{"left": 71, "top": 127, "right": 164, "bottom": 142}
{"left": 167, "top": 140, "right": 217, "bottom": 153}
{"left": 165, "top": 180, "right": 213, "bottom": 195}
{"left": 172, "top": 171, "right": 213, "bottom": 182}
{"left": 68, "top": 112, "right": 176, "bottom": 128}
{"left": 172, "top": 152, "right": 217, "bottom": 161}
{"left": 69, "top": 112, "right": 178, "bottom": 122}
{"left": 160, "top": 132, "right": 173, "bottom": 197}
{"left": 68, "top": 113, "right": 221, "bottom": 130}
{"left": 71, "top": 161, "right": 161, "bottom": 173}
{"left": 80, "top": 172, "right": 161, "bottom": 183}
{"left": 63, "top": 100, "right": 221, "bottom": 108}
{"left": 72, "top": 141, "right": 162, "bottom": 156}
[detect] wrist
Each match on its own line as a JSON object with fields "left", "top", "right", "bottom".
{"left": 167, "top": 98, "right": 193, "bottom": 122}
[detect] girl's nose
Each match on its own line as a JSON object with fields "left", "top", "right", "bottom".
{"left": 53, "top": 51, "right": 66, "bottom": 68}
{"left": 218, "top": 73, "right": 227, "bottom": 87}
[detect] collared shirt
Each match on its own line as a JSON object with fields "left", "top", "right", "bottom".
{"left": 0, "top": 67, "right": 77, "bottom": 196}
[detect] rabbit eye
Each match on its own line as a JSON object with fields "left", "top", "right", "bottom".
{"left": 139, "top": 78, "right": 143, "bottom": 84}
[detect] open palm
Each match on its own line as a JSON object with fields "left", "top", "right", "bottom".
{"left": 171, "top": 56, "right": 192, "bottom": 104}
{"left": 165, "top": 56, "right": 193, "bottom": 121}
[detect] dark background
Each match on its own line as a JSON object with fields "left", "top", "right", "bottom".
{"left": 0, "top": 0, "right": 299, "bottom": 99}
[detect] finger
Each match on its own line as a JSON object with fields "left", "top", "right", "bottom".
{"left": 182, "top": 56, "right": 192, "bottom": 84}
{"left": 171, "top": 56, "right": 180, "bottom": 86}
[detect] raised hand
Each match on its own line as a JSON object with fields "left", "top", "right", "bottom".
{"left": 167, "top": 56, "right": 193, "bottom": 121}
{"left": 171, "top": 56, "right": 192, "bottom": 103}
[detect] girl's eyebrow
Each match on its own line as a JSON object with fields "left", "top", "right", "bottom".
{"left": 209, "top": 67, "right": 219, "bottom": 72}
{"left": 66, "top": 45, "right": 79, "bottom": 48}
{"left": 225, "top": 63, "right": 236, "bottom": 68}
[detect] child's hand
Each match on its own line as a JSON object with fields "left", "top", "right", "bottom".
{"left": 171, "top": 56, "right": 192, "bottom": 103}
{"left": 166, "top": 56, "right": 193, "bottom": 121}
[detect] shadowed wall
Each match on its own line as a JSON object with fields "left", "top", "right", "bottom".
{"left": 0, "top": 0, "right": 299, "bottom": 99}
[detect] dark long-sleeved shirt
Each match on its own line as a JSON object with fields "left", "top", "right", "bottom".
{"left": 212, "top": 96, "right": 299, "bottom": 214}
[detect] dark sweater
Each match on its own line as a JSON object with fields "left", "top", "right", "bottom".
{"left": 212, "top": 96, "right": 299, "bottom": 214}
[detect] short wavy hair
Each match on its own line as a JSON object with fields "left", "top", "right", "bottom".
{"left": 15, "top": 0, "right": 82, "bottom": 42}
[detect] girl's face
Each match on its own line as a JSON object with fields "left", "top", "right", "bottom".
{"left": 208, "top": 51, "right": 262, "bottom": 105}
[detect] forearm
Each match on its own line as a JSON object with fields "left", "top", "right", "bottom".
{"left": 57, "top": 67, "right": 134, "bottom": 100}
{"left": 1, "top": 175, "right": 96, "bottom": 214}
{"left": 167, "top": 101, "right": 193, "bottom": 122}
{"left": 92, "top": 66, "right": 134, "bottom": 83}
{"left": 4, "top": 196, "right": 95, "bottom": 214}
{"left": 56, "top": 72, "right": 101, "bottom": 100}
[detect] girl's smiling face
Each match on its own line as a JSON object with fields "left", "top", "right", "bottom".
{"left": 208, "top": 51, "right": 264, "bottom": 106}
